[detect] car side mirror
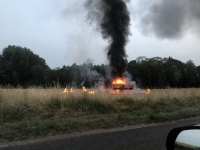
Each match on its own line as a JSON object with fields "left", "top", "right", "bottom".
{"left": 166, "top": 125, "right": 200, "bottom": 150}
{"left": 175, "top": 130, "right": 200, "bottom": 149}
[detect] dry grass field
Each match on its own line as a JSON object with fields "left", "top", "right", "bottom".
{"left": 1, "top": 87, "right": 200, "bottom": 110}
{"left": 1, "top": 87, "right": 200, "bottom": 141}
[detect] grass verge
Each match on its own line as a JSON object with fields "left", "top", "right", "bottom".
{"left": 1, "top": 88, "right": 200, "bottom": 142}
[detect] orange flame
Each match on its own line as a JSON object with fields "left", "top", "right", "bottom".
{"left": 82, "top": 86, "right": 87, "bottom": 92}
{"left": 88, "top": 91, "right": 95, "bottom": 94}
{"left": 82, "top": 86, "right": 95, "bottom": 94}
{"left": 70, "top": 88, "right": 75, "bottom": 93}
{"left": 111, "top": 89, "right": 120, "bottom": 94}
{"left": 63, "top": 88, "right": 75, "bottom": 94}
{"left": 112, "top": 78, "right": 126, "bottom": 84}
{"left": 63, "top": 88, "right": 68, "bottom": 93}
{"left": 142, "top": 89, "right": 151, "bottom": 94}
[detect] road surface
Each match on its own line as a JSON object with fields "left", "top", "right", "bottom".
{"left": 1, "top": 117, "right": 200, "bottom": 150}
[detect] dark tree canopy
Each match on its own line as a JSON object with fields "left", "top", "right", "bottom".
{"left": 0, "top": 45, "right": 200, "bottom": 88}
{"left": 127, "top": 57, "right": 200, "bottom": 88}
{"left": 0, "top": 45, "right": 49, "bottom": 86}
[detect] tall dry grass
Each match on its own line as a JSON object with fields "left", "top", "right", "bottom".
{"left": 1, "top": 87, "right": 200, "bottom": 124}
{"left": 1, "top": 87, "right": 200, "bottom": 141}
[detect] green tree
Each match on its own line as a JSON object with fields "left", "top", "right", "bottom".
{"left": 50, "top": 65, "right": 71, "bottom": 87}
{"left": 196, "top": 66, "right": 200, "bottom": 87}
{"left": 1, "top": 45, "right": 50, "bottom": 86}
{"left": 163, "top": 57, "right": 182, "bottom": 87}
{"left": 184, "top": 60, "right": 197, "bottom": 87}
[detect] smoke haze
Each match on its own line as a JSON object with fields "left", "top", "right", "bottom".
{"left": 140, "top": 0, "right": 200, "bottom": 39}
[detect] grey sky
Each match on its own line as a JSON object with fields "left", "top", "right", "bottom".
{"left": 0, "top": 0, "right": 200, "bottom": 69}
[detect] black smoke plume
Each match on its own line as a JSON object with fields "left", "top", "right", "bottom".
{"left": 85, "top": 0, "right": 131, "bottom": 79}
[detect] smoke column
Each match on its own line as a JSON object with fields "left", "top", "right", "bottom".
{"left": 85, "top": 0, "right": 131, "bottom": 79}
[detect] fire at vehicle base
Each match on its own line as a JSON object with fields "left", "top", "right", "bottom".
{"left": 112, "top": 84, "right": 134, "bottom": 90}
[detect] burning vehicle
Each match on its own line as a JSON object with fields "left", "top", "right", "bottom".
{"left": 111, "top": 78, "right": 134, "bottom": 90}
{"left": 112, "top": 84, "right": 134, "bottom": 90}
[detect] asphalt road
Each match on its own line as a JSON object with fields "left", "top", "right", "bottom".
{"left": 1, "top": 117, "right": 200, "bottom": 150}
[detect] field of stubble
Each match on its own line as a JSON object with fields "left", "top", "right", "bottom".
{"left": 1, "top": 87, "right": 200, "bottom": 142}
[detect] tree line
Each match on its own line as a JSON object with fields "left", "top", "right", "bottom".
{"left": 0, "top": 45, "right": 200, "bottom": 88}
